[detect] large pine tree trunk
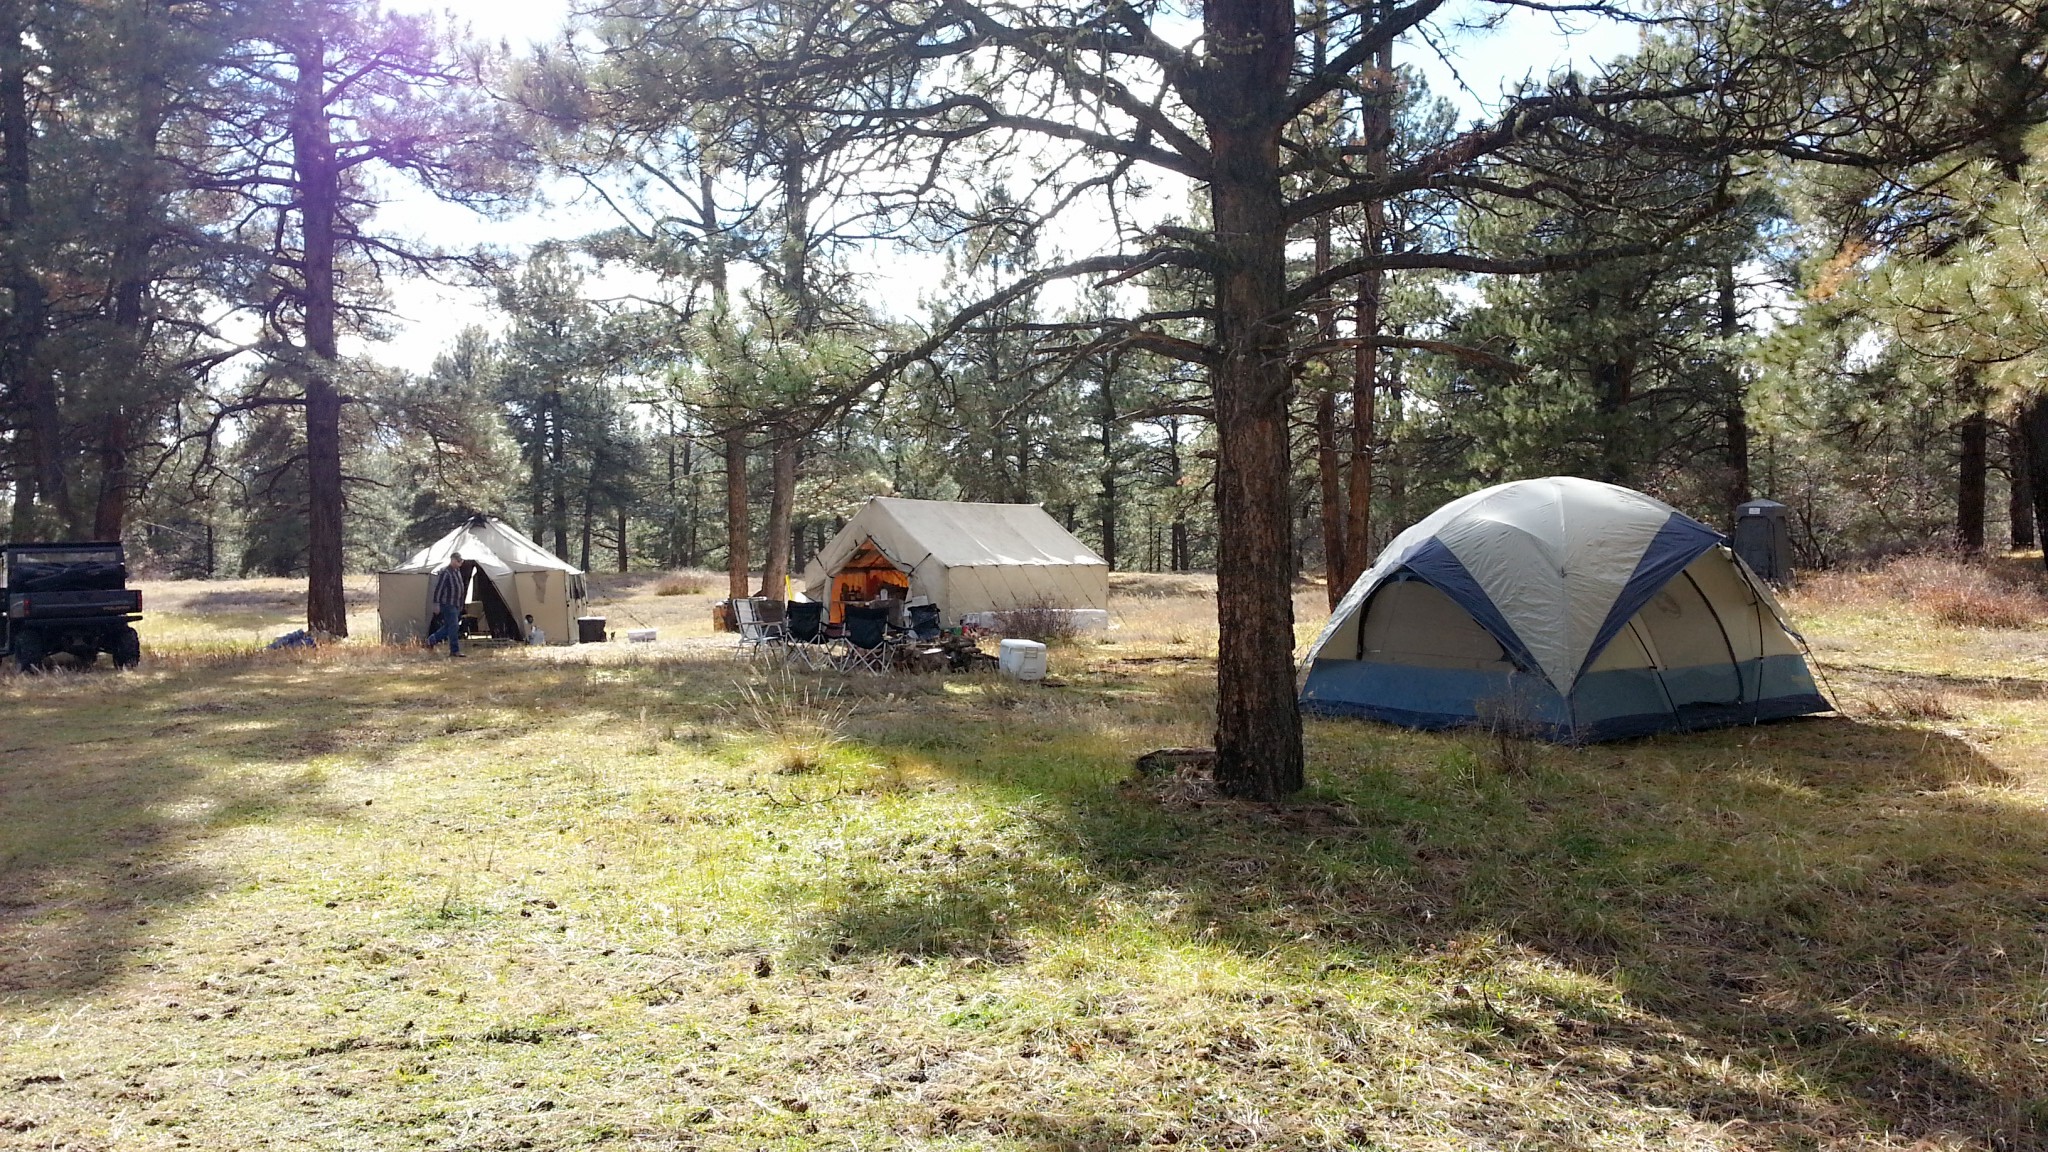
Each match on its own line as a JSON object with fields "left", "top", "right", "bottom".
{"left": 1316, "top": 389, "right": 1345, "bottom": 609}
{"left": 1719, "top": 261, "right": 1750, "bottom": 513}
{"left": 724, "top": 428, "right": 749, "bottom": 598}
{"left": 1959, "top": 400, "right": 1988, "bottom": 553}
{"left": 93, "top": 49, "right": 168, "bottom": 541}
{"left": 1340, "top": 28, "right": 1393, "bottom": 591}
{"left": 548, "top": 391, "right": 569, "bottom": 558}
{"left": 2011, "top": 417, "right": 2036, "bottom": 549}
{"left": 1098, "top": 362, "right": 1119, "bottom": 570}
{"left": 1345, "top": 280, "right": 1377, "bottom": 580}
{"left": 0, "top": 19, "right": 68, "bottom": 539}
{"left": 758, "top": 433, "right": 796, "bottom": 598}
{"left": 294, "top": 36, "right": 347, "bottom": 636}
{"left": 1201, "top": 0, "right": 1304, "bottom": 800}
{"left": 2022, "top": 397, "right": 2048, "bottom": 569}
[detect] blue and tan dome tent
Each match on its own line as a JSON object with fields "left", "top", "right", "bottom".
{"left": 1299, "top": 477, "right": 1831, "bottom": 741}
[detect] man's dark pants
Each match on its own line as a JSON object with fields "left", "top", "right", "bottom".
{"left": 426, "top": 603, "right": 462, "bottom": 656}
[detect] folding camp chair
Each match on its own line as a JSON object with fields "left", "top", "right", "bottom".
{"left": 906, "top": 603, "right": 942, "bottom": 643}
{"left": 832, "top": 603, "right": 894, "bottom": 673}
{"left": 731, "top": 597, "right": 788, "bottom": 661}
{"left": 783, "top": 600, "right": 831, "bottom": 669}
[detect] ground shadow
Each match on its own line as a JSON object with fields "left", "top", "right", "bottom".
{"left": 0, "top": 651, "right": 593, "bottom": 1003}
{"left": 810, "top": 672, "right": 2047, "bottom": 1149}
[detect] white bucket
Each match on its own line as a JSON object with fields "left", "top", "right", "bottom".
{"left": 998, "top": 638, "right": 1048, "bottom": 681}
{"left": 626, "top": 628, "right": 658, "bottom": 643}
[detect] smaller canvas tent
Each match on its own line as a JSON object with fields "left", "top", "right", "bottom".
{"left": 801, "top": 498, "right": 1109, "bottom": 624}
{"left": 379, "top": 516, "right": 586, "bottom": 645}
{"left": 1299, "top": 477, "right": 1830, "bottom": 741}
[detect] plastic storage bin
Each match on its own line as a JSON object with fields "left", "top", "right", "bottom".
{"left": 998, "top": 638, "right": 1048, "bottom": 681}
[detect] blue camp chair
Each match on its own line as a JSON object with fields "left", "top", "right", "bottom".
{"left": 784, "top": 600, "right": 830, "bottom": 669}
{"left": 832, "top": 603, "right": 894, "bottom": 673}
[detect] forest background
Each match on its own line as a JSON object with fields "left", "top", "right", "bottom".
{"left": 3, "top": 0, "right": 2047, "bottom": 796}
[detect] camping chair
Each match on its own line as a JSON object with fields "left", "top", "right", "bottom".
{"left": 732, "top": 597, "right": 788, "bottom": 661}
{"left": 906, "top": 603, "right": 942, "bottom": 643}
{"left": 783, "top": 600, "right": 831, "bottom": 669}
{"left": 832, "top": 603, "right": 895, "bottom": 673}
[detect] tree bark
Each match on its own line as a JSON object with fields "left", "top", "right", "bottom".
{"left": 2011, "top": 417, "right": 2036, "bottom": 549}
{"left": 578, "top": 481, "right": 593, "bottom": 571}
{"left": 89, "top": 30, "right": 171, "bottom": 541}
{"left": 293, "top": 35, "right": 347, "bottom": 636}
{"left": 1345, "top": 279, "right": 1377, "bottom": 578}
{"left": 0, "top": 14, "right": 68, "bottom": 538}
{"left": 2021, "top": 397, "right": 2048, "bottom": 570}
{"left": 1593, "top": 356, "right": 1636, "bottom": 485}
{"left": 680, "top": 431, "right": 699, "bottom": 567}
{"left": 548, "top": 390, "right": 569, "bottom": 558}
{"left": 1958, "top": 396, "right": 1988, "bottom": 554}
{"left": 1198, "top": 0, "right": 1305, "bottom": 800}
{"left": 1098, "top": 358, "right": 1119, "bottom": 570}
{"left": 724, "top": 427, "right": 749, "bottom": 598}
{"left": 1316, "top": 388, "right": 1345, "bottom": 608}
{"left": 758, "top": 432, "right": 797, "bottom": 598}
{"left": 1308, "top": 11, "right": 1343, "bottom": 602}
{"left": 1719, "top": 260, "right": 1750, "bottom": 513}
{"left": 617, "top": 504, "right": 629, "bottom": 572}
{"left": 1341, "top": 23, "right": 1393, "bottom": 591}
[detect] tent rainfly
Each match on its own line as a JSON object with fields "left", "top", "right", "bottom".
{"left": 801, "top": 498, "right": 1109, "bottom": 625}
{"left": 1299, "top": 477, "right": 1831, "bottom": 741}
{"left": 379, "top": 515, "right": 587, "bottom": 646}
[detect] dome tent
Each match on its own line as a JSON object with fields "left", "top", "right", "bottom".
{"left": 1299, "top": 477, "right": 1830, "bottom": 741}
{"left": 378, "top": 516, "right": 586, "bottom": 646}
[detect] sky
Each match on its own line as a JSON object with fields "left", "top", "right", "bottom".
{"left": 362, "top": 0, "right": 1645, "bottom": 374}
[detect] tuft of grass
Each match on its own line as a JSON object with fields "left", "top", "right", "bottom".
{"left": 1864, "top": 684, "right": 1957, "bottom": 721}
{"left": 720, "top": 667, "right": 855, "bottom": 774}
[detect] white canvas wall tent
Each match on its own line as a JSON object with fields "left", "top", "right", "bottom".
{"left": 801, "top": 498, "right": 1109, "bottom": 624}
{"left": 379, "top": 516, "right": 586, "bottom": 645}
{"left": 1299, "top": 477, "right": 1831, "bottom": 741}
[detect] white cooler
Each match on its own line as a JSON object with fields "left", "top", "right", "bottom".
{"left": 998, "top": 638, "right": 1048, "bottom": 681}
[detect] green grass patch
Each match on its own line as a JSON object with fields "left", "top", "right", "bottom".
{"left": 0, "top": 576, "right": 2044, "bottom": 1149}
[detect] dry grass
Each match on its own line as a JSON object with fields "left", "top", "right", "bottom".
{"left": 1862, "top": 684, "right": 1959, "bottom": 722}
{"left": 652, "top": 569, "right": 716, "bottom": 597}
{"left": 1, "top": 569, "right": 2045, "bottom": 1150}
{"left": 1793, "top": 554, "right": 2047, "bottom": 629}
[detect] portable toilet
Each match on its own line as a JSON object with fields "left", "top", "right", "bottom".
{"left": 1733, "top": 498, "right": 1794, "bottom": 584}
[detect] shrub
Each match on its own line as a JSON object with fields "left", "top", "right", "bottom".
{"left": 991, "top": 599, "right": 1080, "bottom": 643}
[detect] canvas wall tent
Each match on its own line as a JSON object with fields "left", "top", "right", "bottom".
{"left": 379, "top": 516, "right": 587, "bottom": 645}
{"left": 801, "top": 498, "right": 1109, "bottom": 624}
{"left": 1299, "top": 477, "right": 1830, "bottom": 741}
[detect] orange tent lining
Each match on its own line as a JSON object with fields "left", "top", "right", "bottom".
{"left": 827, "top": 539, "right": 910, "bottom": 622}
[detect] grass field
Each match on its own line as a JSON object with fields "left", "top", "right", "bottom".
{"left": 3, "top": 559, "right": 2046, "bottom": 1150}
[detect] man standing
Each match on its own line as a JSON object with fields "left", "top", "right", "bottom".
{"left": 425, "top": 553, "right": 467, "bottom": 658}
